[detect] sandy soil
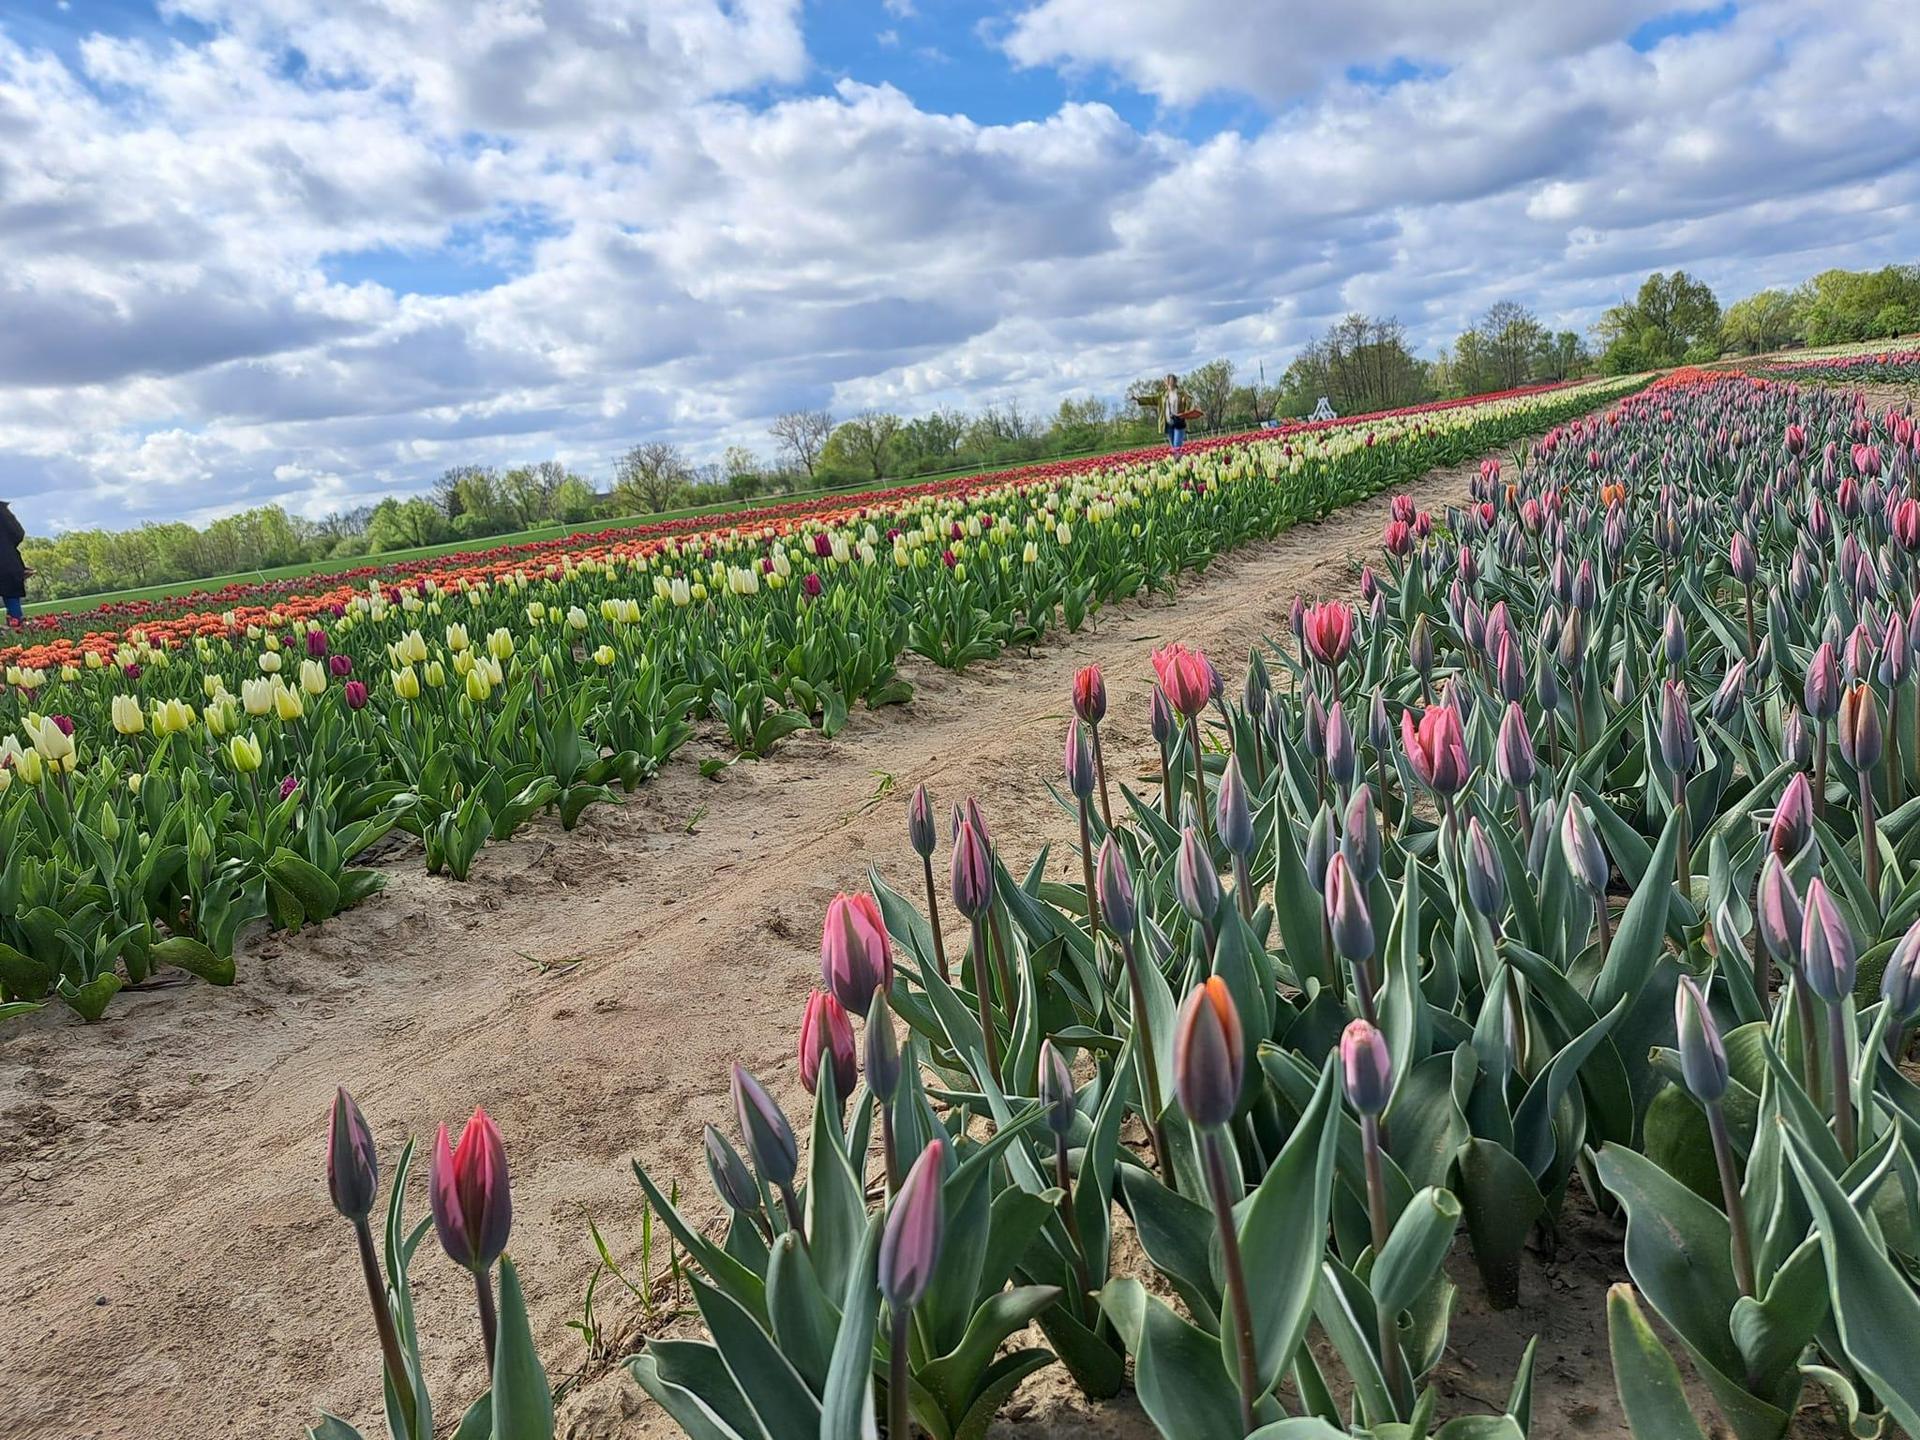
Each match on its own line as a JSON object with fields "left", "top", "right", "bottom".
{"left": 0, "top": 410, "right": 1856, "bottom": 1440}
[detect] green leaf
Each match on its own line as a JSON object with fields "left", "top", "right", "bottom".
{"left": 267, "top": 848, "right": 342, "bottom": 922}
{"left": 690, "top": 1276, "right": 821, "bottom": 1440}
{"left": 819, "top": 1217, "right": 881, "bottom": 1440}
{"left": 58, "top": 972, "right": 122, "bottom": 1022}
{"left": 919, "top": 1286, "right": 1061, "bottom": 1426}
{"left": 1372, "top": 1186, "right": 1462, "bottom": 1321}
{"left": 625, "top": 1342, "right": 758, "bottom": 1440}
{"left": 490, "top": 1256, "right": 555, "bottom": 1440}
{"left": 1588, "top": 811, "right": 1679, "bottom": 1018}
{"left": 1607, "top": 1284, "right": 1709, "bottom": 1440}
{"left": 1450, "top": 1138, "right": 1544, "bottom": 1310}
{"left": 763, "top": 1234, "right": 834, "bottom": 1394}
{"left": 1780, "top": 1128, "right": 1920, "bottom": 1436}
{"left": 1099, "top": 1277, "right": 1246, "bottom": 1440}
{"left": 149, "top": 935, "right": 235, "bottom": 986}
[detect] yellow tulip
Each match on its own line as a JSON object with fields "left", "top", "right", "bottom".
{"left": 273, "top": 682, "right": 305, "bottom": 723}
{"left": 241, "top": 677, "right": 273, "bottom": 716}
{"left": 257, "top": 650, "right": 282, "bottom": 674}
{"left": 227, "top": 733, "right": 264, "bottom": 773}
{"left": 300, "top": 659, "right": 328, "bottom": 695}
{"left": 424, "top": 660, "right": 446, "bottom": 688}
{"left": 446, "top": 623, "right": 469, "bottom": 653}
{"left": 31, "top": 715, "right": 75, "bottom": 766}
{"left": 487, "top": 627, "right": 514, "bottom": 661}
{"left": 112, "top": 695, "right": 146, "bottom": 736}
{"left": 593, "top": 644, "right": 616, "bottom": 666}
{"left": 465, "top": 666, "right": 493, "bottom": 703}
{"left": 392, "top": 665, "right": 421, "bottom": 700}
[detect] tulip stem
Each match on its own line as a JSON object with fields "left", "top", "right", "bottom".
{"left": 1362, "top": 1115, "right": 1412, "bottom": 1416}
{"left": 1829, "top": 1002, "right": 1855, "bottom": 1162}
{"left": 1232, "top": 852, "right": 1254, "bottom": 921}
{"left": 1077, "top": 797, "right": 1102, "bottom": 940}
{"left": 888, "top": 1308, "right": 913, "bottom": 1439}
{"left": 970, "top": 916, "right": 1003, "bottom": 1087}
{"left": 1115, "top": 930, "right": 1174, "bottom": 1182}
{"left": 1672, "top": 773, "right": 1691, "bottom": 893}
{"left": 1706, "top": 1103, "right": 1755, "bottom": 1299}
{"left": 353, "top": 1219, "right": 419, "bottom": 1438}
{"left": 881, "top": 1104, "right": 901, "bottom": 1197}
{"left": 1053, "top": 1137, "right": 1096, "bottom": 1321}
{"left": 1743, "top": 580, "right": 1757, "bottom": 662}
{"left": 1090, "top": 723, "right": 1115, "bottom": 831}
{"left": 1890, "top": 690, "right": 1904, "bottom": 812}
{"left": 474, "top": 1268, "right": 499, "bottom": 1378}
{"left": 920, "top": 855, "right": 949, "bottom": 984}
{"left": 1159, "top": 739, "right": 1177, "bottom": 825}
{"left": 1201, "top": 1131, "right": 1261, "bottom": 1436}
{"left": 1860, "top": 775, "right": 1881, "bottom": 909}
{"left": 778, "top": 1181, "right": 808, "bottom": 1245}
{"left": 1795, "top": 978, "right": 1824, "bottom": 1109}
{"left": 1186, "top": 716, "right": 1210, "bottom": 846}
{"left": 1815, "top": 728, "right": 1830, "bottom": 820}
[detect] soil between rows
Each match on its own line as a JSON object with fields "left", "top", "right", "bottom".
{"left": 0, "top": 407, "right": 1855, "bottom": 1440}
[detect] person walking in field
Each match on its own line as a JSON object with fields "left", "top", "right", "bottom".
{"left": 0, "top": 501, "right": 29, "bottom": 626}
{"left": 1161, "top": 373, "right": 1189, "bottom": 451}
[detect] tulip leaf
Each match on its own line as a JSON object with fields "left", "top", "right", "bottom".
{"left": 919, "top": 1285, "right": 1061, "bottom": 1425}
{"left": 952, "top": 1349, "right": 1056, "bottom": 1440}
{"left": 490, "top": 1256, "right": 555, "bottom": 1440}
{"left": 1588, "top": 810, "right": 1680, "bottom": 1019}
{"left": 1245, "top": 1422, "right": 1351, "bottom": 1439}
{"left": 690, "top": 1275, "right": 821, "bottom": 1440}
{"left": 305, "top": 1418, "right": 366, "bottom": 1440}
{"left": 1235, "top": 1054, "right": 1340, "bottom": 1394}
{"left": 1780, "top": 1127, "right": 1920, "bottom": 1436}
{"left": 1386, "top": 1048, "right": 1473, "bottom": 1194}
{"left": 1606, "top": 1284, "right": 1710, "bottom": 1440}
{"left": 1118, "top": 1162, "right": 1222, "bottom": 1329}
{"left": 1313, "top": 1255, "right": 1398, "bottom": 1426}
{"left": 804, "top": 1077, "right": 869, "bottom": 1306}
{"left": 1372, "top": 1186, "right": 1462, "bottom": 1321}
{"left": 763, "top": 1234, "right": 834, "bottom": 1393}
{"left": 149, "top": 935, "right": 234, "bottom": 986}
{"left": 626, "top": 1340, "right": 759, "bottom": 1440}
{"left": 819, "top": 1217, "right": 881, "bottom": 1440}
{"left": 1512, "top": 994, "right": 1626, "bottom": 1181}
{"left": 1099, "top": 1277, "right": 1246, "bottom": 1440}
{"left": 1450, "top": 1137, "right": 1542, "bottom": 1311}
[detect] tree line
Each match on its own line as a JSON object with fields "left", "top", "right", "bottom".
{"left": 22, "top": 263, "right": 1915, "bottom": 603}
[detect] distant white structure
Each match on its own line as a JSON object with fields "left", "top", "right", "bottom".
{"left": 1309, "top": 396, "right": 1339, "bottom": 421}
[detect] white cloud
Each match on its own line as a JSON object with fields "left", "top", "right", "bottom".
{"left": 0, "top": 0, "right": 1917, "bottom": 533}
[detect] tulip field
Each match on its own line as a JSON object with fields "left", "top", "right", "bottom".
{"left": 287, "top": 360, "right": 1920, "bottom": 1440}
{"left": 1744, "top": 347, "right": 1920, "bottom": 385}
{"left": 0, "top": 378, "right": 1635, "bottom": 1026}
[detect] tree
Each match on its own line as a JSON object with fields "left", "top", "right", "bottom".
{"left": 1597, "top": 271, "right": 1721, "bottom": 372}
{"left": 613, "top": 442, "right": 692, "bottom": 514}
{"left": 1183, "top": 358, "right": 1235, "bottom": 432}
{"left": 433, "top": 465, "right": 491, "bottom": 521}
{"left": 721, "top": 445, "right": 766, "bottom": 500}
{"left": 1791, "top": 266, "right": 1920, "bottom": 346}
{"left": 365, "top": 497, "right": 454, "bottom": 552}
{"left": 834, "top": 411, "right": 904, "bottom": 481}
{"left": 1721, "top": 289, "right": 1800, "bottom": 354}
{"left": 1283, "top": 315, "right": 1428, "bottom": 415}
{"left": 550, "top": 476, "right": 599, "bottom": 523}
{"left": 1479, "top": 301, "right": 1546, "bottom": 389}
{"left": 1049, "top": 396, "right": 1111, "bottom": 453}
{"left": 1536, "top": 330, "right": 1589, "bottom": 381}
{"left": 770, "top": 409, "right": 833, "bottom": 479}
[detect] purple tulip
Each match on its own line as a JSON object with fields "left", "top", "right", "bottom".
{"left": 1340, "top": 1019, "right": 1392, "bottom": 1117}
{"left": 950, "top": 819, "right": 993, "bottom": 919}
{"left": 327, "top": 1087, "right": 379, "bottom": 1221}
{"left": 1674, "top": 976, "right": 1729, "bottom": 1103}
{"left": 1095, "top": 836, "right": 1137, "bottom": 934}
{"left": 907, "top": 783, "right": 936, "bottom": 858}
{"left": 703, "top": 1124, "right": 760, "bottom": 1214}
{"left": 879, "top": 1139, "right": 947, "bottom": 1308}
{"left": 1800, "top": 879, "right": 1856, "bottom": 1003}
{"left": 1175, "top": 826, "right": 1222, "bottom": 924}
{"left": 731, "top": 1063, "right": 798, "bottom": 1189}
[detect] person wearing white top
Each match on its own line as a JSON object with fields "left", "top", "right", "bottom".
{"left": 1160, "top": 374, "right": 1187, "bottom": 451}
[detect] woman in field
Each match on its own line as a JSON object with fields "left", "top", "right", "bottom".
{"left": 0, "top": 501, "right": 28, "bottom": 625}
{"left": 1160, "top": 373, "right": 1188, "bottom": 451}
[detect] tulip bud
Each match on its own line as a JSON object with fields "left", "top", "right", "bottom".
{"left": 1674, "top": 976, "right": 1729, "bottom": 1104}
{"left": 879, "top": 1139, "right": 946, "bottom": 1309}
{"left": 821, "top": 892, "right": 893, "bottom": 1013}
{"left": 1303, "top": 688, "right": 1326, "bottom": 760}
{"left": 1324, "top": 701, "right": 1356, "bottom": 787}
{"left": 951, "top": 819, "right": 993, "bottom": 919}
{"left": 1535, "top": 647, "right": 1561, "bottom": 713}
{"left": 1325, "top": 852, "right": 1373, "bottom": 961}
{"left": 429, "top": 1106, "right": 512, "bottom": 1273}
{"left": 1305, "top": 803, "right": 1337, "bottom": 892}
{"left": 1063, "top": 718, "right": 1098, "bottom": 801}
{"left": 1215, "top": 756, "right": 1254, "bottom": 858}
{"left": 799, "top": 990, "right": 858, "bottom": 1099}
{"left": 907, "top": 783, "right": 936, "bottom": 859}
{"left": 1039, "top": 1039, "right": 1077, "bottom": 1138}
{"left": 1173, "top": 976, "right": 1243, "bottom": 1128}
{"left": 1464, "top": 817, "right": 1505, "bottom": 921}
{"left": 1881, "top": 919, "right": 1920, "bottom": 1023}
{"left": 1528, "top": 797, "right": 1560, "bottom": 878}
{"left": 1340, "top": 1019, "right": 1392, "bottom": 1117}
{"left": 1369, "top": 688, "right": 1391, "bottom": 753}
{"left": 703, "top": 1124, "right": 760, "bottom": 1215}
{"left": 1838, "top": 682, "right": 1883, "bottom": 772}
{"left": 1662, "top": 605, "right": 1688, "bottom": 671}
{"left": 1768, "top": 773, "right": 1815, "bottom": 862}
{"left": 1072, "top": 665, "right": 1107, "bottom": 724}
{"left": 1494, "top": 634, "right": 1526, "bottom": 705}
{"left": 1408, "top": 615, "right": 1434, "bottom": 679}
{"left": 1801, "top": 878, "right": 1856, "bottom": 1003}
{"left": 1243, "top": 652, "right": 1270, "bottom": 721}
{"left": 1657, "top": 681, "right": 1698, "bottom": 775}
{"left": 1805, "top": 643, "right": 1841, "bottom": 720}
{"left": 1149, "top": 684, "right": 1174, "bottom": 748}
{"left": 1728, "top": 531, "right": 1757, "bottom": 584}
{"left": 731, "top": 1064, "right": 799, "bottom": 1190}
{"left": 1709, "top": 660, "right": 1748, "bottom": 725}
{"left": 327, "top": 1087, "right": 379, "bottom": 1222}
{"left": 1175, "top": 826, "right": 1222, "bottom": 925}
{"left": 1095, "top": 836, "right": 1136, "bottom": 935}
{"left": 1561, "top": 801, "right": 1609, "bottom": 895}
{"left": 1495, "top": 702, "right": 1536, "bottom": 790}
{"left": 1341, "top": 786, "right": 1381, "bottom": 884}
{"left": 865, "top": 990, "right": 903, "bottom": 1102}
{"left": 1757, "top": 855, "right": 1804, "bottom": 968}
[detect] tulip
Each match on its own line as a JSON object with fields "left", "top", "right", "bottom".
{"left": 1340, "top": 1018, "right": 1393, "bottom": 1118}
{"left": 1342, "top": 785, "right": 1381, "bottom": 885}
{"left": 730, "top": 1063, "right": 802, "bottom": 1237}
{"left": 431, "top": 1106, "right": 512, "bottom": 1371}
{"left": 1675, "top": 977, "right": 1752, "bottom": 1294}
{"left": 1400, "top": 702, "right": 1469, "bottom": 803}
{"left": 226, "top": 733, "right": 263, "bottom": 774}
{"left": 1838, "top": 681, "right": 1885, "bottom": 900}
{"left": 1883, "top": 919, "right": 1920, "bottom": 1026}
{"left": 1801, "top": 878, "right": 1858, "bottom": 1159}
{"left": 326, "top": 1090, "right": 419, "bottom": 1433}
{"left": 1178, "top": 975, "right": 1259, "bottom": 1431}
{"left": 1326, "top": 853, "right": 1376, "bottom": 1018}
{"left": 880, "top": 1138, "right": 948, "bottom": 1440}
{"left": 1216, "top": 752, "right": 1255, "bottom": 860}
{"left": 866, "top": 991, "right": 905, "bottom": 1192}
{"left": 1562, "top": 800, "right": 1612, "bottom": 968}
{"left": 343, "top": 679, "right": 369, "bottom": 710}
{"left": 1464, "top": 817, "right": 1506, "bottom": 927}
{"left": 906, "top": 784, "right": 948, "bottom": 982}
{"left": 1094, "top": 834, "right": 1170, "bottom": 1169}
{"left": 1064, "top": 717, "right": 1096, "bottom": 800}
{"left": 1174, "top": 826, "right": 1222, "bottom": 936}
{"left": 1325, "top": 700, "right": 1356, "bottom": 788}
{"left": 950, "top": 817, "right": 1001, "bottom": 1082}
{"left": 1302, "top": 600, "right": 1354, "bottom": 667}
{"left": 111, "top": 694, "right": 145, "bottom": 736}
{"left": 1768, "top": 773, "right": 1814, "bottom": 863}
{"left": 799, "top": 989, "right": 858, "bottom": 1101}
{"left": 703, "top": 1122, "right": 762, "bottom": 1219}
{"left": 1151, "top": 642, "right": 1213, "bottom": 720}
{"left": 820, "top": 891, "right": 892, "bottom": 1016}
{"left": 1072, "top": 664, "right": 1106, "bottom": 724}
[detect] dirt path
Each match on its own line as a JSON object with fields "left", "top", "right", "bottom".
{"left": 0, "top": 409, "right": 1738, "bottom": 1440}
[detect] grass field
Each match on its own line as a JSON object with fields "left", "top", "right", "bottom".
{"left": 25, "top": 428, "right": 1179, "bottom": 618}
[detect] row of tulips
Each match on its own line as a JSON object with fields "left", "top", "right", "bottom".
{"left": 0, "top": 377, "right": 1643, "bottom": 1025}
{"left": 1740, "top": 349, "right": 1920, "bottom": 384}
{"left": 16, "top": 381, "right": 1593, "bottom": 645}
{"left": 551, "top": 370, "right": 1920, "bottom": 1438}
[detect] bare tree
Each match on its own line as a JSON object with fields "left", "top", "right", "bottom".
{"left": 613, "top": 441, "right": 692, "bottom": 514}
{"left": 770, "top": 409, "right": 833, "bottom": 479}
{"left": 1183, "top": 358, "right": 1235, "bottom": 431}
{"left": 837, "top": 410, "right": 904, "bottom": 480}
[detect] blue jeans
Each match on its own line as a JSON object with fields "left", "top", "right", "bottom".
{"left": 1168, "top": 426, "right": 1186, "bottom": 450}
{"left": 3, "top": 595, "right": 19, "bottom": 621}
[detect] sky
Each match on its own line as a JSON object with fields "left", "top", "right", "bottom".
{"left": 1, "top": 0, "right": 1916, "bottom": 534}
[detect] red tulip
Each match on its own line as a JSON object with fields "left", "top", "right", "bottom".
{"left": 1400, "top": 702, "right": 1469, "bottom": 795}
{"left": 1072, "top": 664, "right": 1106, "bottom": 724}
{"left": 1302, "top": 601, "right": 1355, "bottom": 666}
{"left": 799, "top": 990, "right": 858, "bottom": 1099}
{"left": 1151, "top": 642, "right": 1214, "bottom": 720}
{"left": 429, "top": 1107, "right": 512, "bottom": 1272}
{"left": 820, "top": 892, "right": 893, "bottom": 1012}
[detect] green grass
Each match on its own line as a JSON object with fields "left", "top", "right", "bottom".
{"left": 27, "top": 429, "right": 1176, "bottom": 618}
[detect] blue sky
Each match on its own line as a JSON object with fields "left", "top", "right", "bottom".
{"left": 0, "top": 0, "right": 1914, "bottom": 531}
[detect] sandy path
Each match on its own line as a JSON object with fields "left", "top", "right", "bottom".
{"left": 1, "top": 410, "right": 1662, "bottom": 1440}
